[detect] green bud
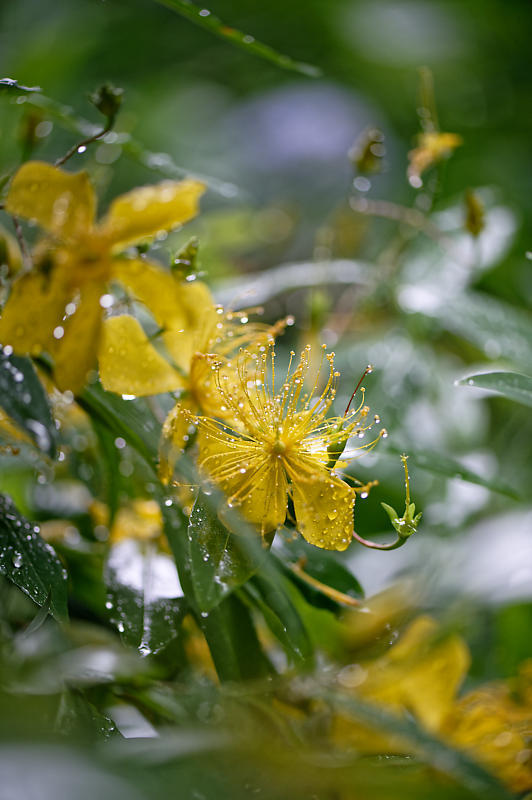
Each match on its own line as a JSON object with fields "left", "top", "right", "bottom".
{"left": 89, "top": 84, "right": 123, "bottom": 120}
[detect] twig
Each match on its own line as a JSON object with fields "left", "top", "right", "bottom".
{"left": 54, "top": 120, "right": 114, "bottom": 167}
{"left": 289, "top": 558, "right": 361, "bottom": 607}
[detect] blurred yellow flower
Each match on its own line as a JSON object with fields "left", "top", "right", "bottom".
{"left": 335, "top": 616, "right": 532, "bottom": 793}
{"left": 407, "top": 131, "right": 462, "bottom": 186}
{"left": 180, "top": 342, "right": 385, "bottom": 550}
{"left": 0, "top": 161, "right": 204, "bottom": 392}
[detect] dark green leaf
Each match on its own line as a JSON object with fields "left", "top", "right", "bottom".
{"left": 277, "top": 535, "right": 364, "bottom": 607}
{"left": 0, "top": 494, "right": 67, "bottom": 621}
{"left": 78, "top": 382, "right": 159, "bottom": 473}
{"left": 457, "top": 371, "right": 532, "bottom": 408}
{"left": 92, "top": 419, "right": 121, "bottom": 524}
{"left": 198, "top": 593, "right": 272, "bottom": 681}
{"left": 246, "top": 573, "right": 314, "bottom": 666}
{"left": 0, "top": 345, "right": 57, "bottom": 457}
{"left": 105, "top": 540, "right": 185, "bottom": 656}
{"left": 153, "top": 0, "right": 321, "bottom": 77}
{"left": 185, "top": 492, "right": 258, "bottom": 613}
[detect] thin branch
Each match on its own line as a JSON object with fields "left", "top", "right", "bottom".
{"left": 54, "top": 120, "right": 114, "bottom": 167}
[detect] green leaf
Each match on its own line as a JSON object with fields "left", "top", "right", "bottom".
{"left": 429, "top": 291, "right": 532, "bottom": 373}
{"left": 276, "top": 535, "right": 364, "bottom": 608}
{"left": 457, "top": 371, "right": 532, "bottom": 408}
{"left": 385, "top": 444, "right": 520, "bottom": 500}
{"left": 246, "top": 573, "right": 314, "bottom": 666}
{"left": 185, "top": 492, "right": 258, "bottom": 613}
{"left": 0, "top": 345, "right": 57, "bottom": 457}
{"left": 104, "top": 540, "right": 186, "bottom": 656}
{"left": 10, "top": 90, "right": 240, "bottom": 197}
{"left": 78, "top": 382, "right": 159, "bottom": 473}
{"left": 152, "top": 0, "right": 321, "bottom": 77}
{"left": 92, "top": 418, "right": 121, "bottom": 524}
{"left": 198, "top": 593, "right": 272, "bottom": 681}
{"left": 0, "top": 494, "right": 67, "bottom": 621}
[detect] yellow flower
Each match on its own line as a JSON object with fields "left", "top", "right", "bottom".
{"left": 98, "top": 270, "right": 286, "bottom": 481}
{"left": 180, "top": 342, "right": 385, "bottom": 550}
{"left": 407, "top": 131, "right": 462, "bottom": 186}
{"left": 0, "top": 161, "right": 204, "bottom": 392}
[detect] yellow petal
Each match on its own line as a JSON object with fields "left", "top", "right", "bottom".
{"left": 112, "top": 259, "right": 214, "bottom": 371}
{"left": 0, "top": 269, "right": 71, "bottom": 356}
{"left": 6, "top": 161, "right": 95, "bottom": 241}
{"left": 0, "top": 409, "right": 31, "bottom": 446}
{"left": 197, "top": 422, "right": 288, "bottom": 534}
{"left": 159, "top": 399, "right": 195, "bottom": 484}
{"left": 100, "top": 179, "right": 205, "bottom": 250}
{"left": 287, "top": 462, "right": 354, "bottom": 551}
{"left": 362, "top": 616, "right": 470, "bottom": 732}
{"left": 52, "top": 281, "right": 106, "bottom": 393}
{"left": 99, "top": 315, "right": 185, "bottom": 396}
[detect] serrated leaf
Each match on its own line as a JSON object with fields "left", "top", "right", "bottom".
{"left": 0, "top": 494, "right": 67, "bottom": 621}
{"left": 0, "top": 345, "right": 57, "bottom": 457}
{"left": 457, "top": 371, "right": 532, "bottom": 408}
{"left": 104, "top": 539, "right": 185, "bottom": 656}
{"left": 185, "top": 492, "right": 258, "bottom": 613}
{"left": 152, "top": 0, "right": 320, "bottom": 77}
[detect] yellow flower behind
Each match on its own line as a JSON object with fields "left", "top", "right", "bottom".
{"left": 334, "top": 616, "right": 532, "bottom": 793}
{"left": 408, "top": 131, "right": 462, "bottom": 186}
{"left": 0, "top": 161, "right": 204, "bottom": 392}
{"left": 179, "top": 341, "right": 385, "bottom": 550}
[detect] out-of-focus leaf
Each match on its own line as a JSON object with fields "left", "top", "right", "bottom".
{"left": 457, "top": 371, "right": 532, "bottom": 408}
{"left": 105, "top": 539, "right": 186, "bottom": 656}
{"left": 8, "top": 90, "right": 239, "bottom": 197}
{"left": 0, "top": 78, "right": 41, "bottom": 93}
{"left": 215, "top": 259, "right": 373, "bottom": 306}
{"left": 385, "top": 444, "right": 521, "bottom": 500}
{"left": 185, "top": 492, "right": 257, "bottom": 613}
{"left": 0, "top": 494, "right": 67, "bottom": 621}
{"left": 78, "top": 382, "right": 158, "bottom": 473}
{"left": 0, "top": 345, "right": 57, "bottom": 457}
{"left": 429, "top": 292, "right": 532, "bottom": 372}
{"left": 152, "top": 0, "right": 320, "bottom": 77}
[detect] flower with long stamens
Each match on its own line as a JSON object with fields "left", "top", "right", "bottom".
{"left": 0, "top": 161, "right": 204, "bottom": 392}
{"left": 179, "top": 341, "right": 386, "bottom": 551}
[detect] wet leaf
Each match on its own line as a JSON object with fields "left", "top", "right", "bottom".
{"left": 104, "top": 539, "right": 186, "bottom": 656}
{"left": 0, "top": 345, "right": 57, "bottom": 457}
{"left": 152, "top": 0, "right": 320, "bottom": 77}
{"left": 457, "top": 371, "right": 532, "bottom": 408}
{"left": 0, "top": 494, "right": 68, "bottom": 621}
{"left": 185, "top": 492, "right": 258, "bottom": 613}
